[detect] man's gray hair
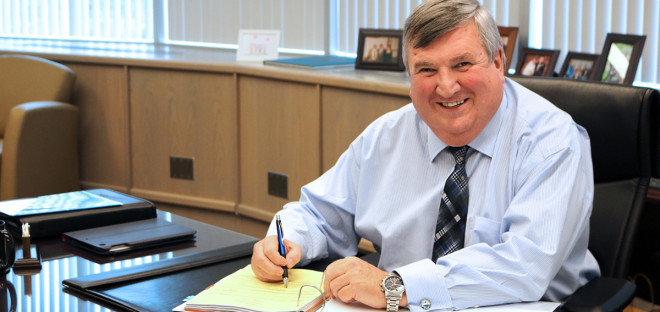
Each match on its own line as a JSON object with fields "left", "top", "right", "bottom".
{"left": 402, "top": 0, "right": 503, "bottom": 71}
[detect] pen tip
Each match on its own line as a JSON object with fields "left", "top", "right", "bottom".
{"left": 284, "top": 277, "right": 288, "bottom": 288}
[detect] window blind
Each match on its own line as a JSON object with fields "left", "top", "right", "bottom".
{"left": 165, "top": 0, "right": 326, "bottom": 54}
{"left": 0, "top": 0, "right": 154, "bottom": 42}
{"left": 0, "top": 0, "right": 658, "bottom": 84}
{"left": 532, "top": 0, "right": 660, "bottom": 83}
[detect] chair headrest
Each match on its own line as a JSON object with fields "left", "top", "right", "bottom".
{"left": 511, "top": 77, "right": 657, "bottom": 183}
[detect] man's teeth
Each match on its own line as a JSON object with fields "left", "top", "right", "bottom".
{"left": 441, "top": 99, "right": 465, "bottom": 108}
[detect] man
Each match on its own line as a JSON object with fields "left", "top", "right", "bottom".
{"left": 251, "top": 0, "right": 600, "bottom": 311}
{"left": 366, "top": 43, "right": 380, "bottom": 62}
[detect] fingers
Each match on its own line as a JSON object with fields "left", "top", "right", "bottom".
{"left": 284, "top": 240, "right": 301, "bottom": 268}
{"left": 250, "top": 236, "right": 301, "bottom": 282}
{"left": 251, "top": 236, "right": 285, "bottom": 282}
{"left": 323, "top": 256, "right": 389, "bottom": 308}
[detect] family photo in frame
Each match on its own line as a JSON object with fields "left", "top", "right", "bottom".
{"left": 559, "top": 52, "right": 600, "bottom": 80}
{"left": 355, "top": 28, "right": 405, "bottom": 71}
{"left": 515, "top": 48, "right": 560, "bottom": 77}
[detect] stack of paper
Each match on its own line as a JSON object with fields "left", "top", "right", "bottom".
{"left": 184, "top": 265, "right": 326, "bottom": 312}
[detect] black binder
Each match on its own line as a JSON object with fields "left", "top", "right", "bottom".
{"left": 62, "top": 242, "right": 256, "bottom": 312}
{"left": 63, "top": 218, "right": 197, "bottom": 255}
{"left": 0, "top": 189, "right": 156, "bottom": 239}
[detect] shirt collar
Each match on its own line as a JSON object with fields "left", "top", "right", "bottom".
{"left": 425, "top": 83, "right": 509, "bottom": 161}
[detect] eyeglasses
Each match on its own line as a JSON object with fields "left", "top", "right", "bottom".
{"left": 297, "top": 273, "right": 328, "bottom": 312}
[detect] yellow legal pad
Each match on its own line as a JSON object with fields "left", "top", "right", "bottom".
{"left": 184, "top": 265, "right": 326, "bottom": 312}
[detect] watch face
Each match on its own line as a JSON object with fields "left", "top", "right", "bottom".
{"left": 383, "top": 275, "right": 403, "bottom": 290}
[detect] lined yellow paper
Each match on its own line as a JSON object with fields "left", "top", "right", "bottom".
{"left": 185, "top": 265, "right": 325, "bottom": 312}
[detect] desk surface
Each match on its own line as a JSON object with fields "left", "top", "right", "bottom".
{"left": 1, "top": 210, "right": 257, "bottom": 312}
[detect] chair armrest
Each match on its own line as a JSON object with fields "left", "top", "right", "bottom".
{"left": 554, "top": 277, "right": 636, "bottom": 312}
{"left": 1, "top": 101, "right": 80, "bottom": 200}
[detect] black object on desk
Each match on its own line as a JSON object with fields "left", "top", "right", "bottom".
{"left": 62, "top": 218, "right": 196, "bottom": 255}
{"left": 0, "top": 189, "right": 157, "bottom": 239}
{"left": 2, "top": 211, "right": 258, "bottom": 311}
{"left": 63, "top": 244, "right": 255, "bottom": 312}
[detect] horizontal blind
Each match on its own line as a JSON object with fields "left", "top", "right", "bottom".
{"left": 165, "top": 0, "right": 326, "bottom": 54}
{"left": 0, "top": 0, "right": 154, "bottom": 42}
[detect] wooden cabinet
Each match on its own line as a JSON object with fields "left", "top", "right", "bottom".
{"left": 62, "top": 62, "right": 131, "bottom": 192}
{"left": 129, "top": 68, "right": 239, "bottom": 211}
{"left": 237, "top": 76, "right": 321, "bottom": 222}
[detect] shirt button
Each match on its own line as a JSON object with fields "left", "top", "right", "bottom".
{"left": 420, "top": 299, "right": 432, "bottom": 310}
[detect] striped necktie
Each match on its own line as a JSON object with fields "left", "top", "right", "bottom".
{"left": 432, "top": 146, "right": 469, "bottom": 262}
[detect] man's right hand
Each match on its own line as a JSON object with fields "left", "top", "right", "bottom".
{"left": 251, "top": 235, "right": 302, "bottom": 282}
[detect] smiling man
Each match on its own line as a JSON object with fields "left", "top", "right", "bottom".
{"left": 251, "top": 0, "right": 600, "bottom": 311}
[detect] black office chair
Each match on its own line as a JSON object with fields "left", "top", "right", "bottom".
{"left": 513, "top": 76, "right": 660, "bottom": 312}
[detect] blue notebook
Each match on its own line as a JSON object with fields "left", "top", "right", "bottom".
{"left": 263, "top": 55, "right": 356, "bottom": 70}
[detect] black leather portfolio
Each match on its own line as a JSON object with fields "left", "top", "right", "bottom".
{"left": 0, "top": 189, "right": 156, "bottom": 239}
{"left": 63, "top": 218, "right": 197, "bottom": 255}
{"left": 62, "top": 242, "right": 256, "bottom": 312}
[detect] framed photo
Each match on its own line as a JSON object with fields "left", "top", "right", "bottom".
{"left": 592, "top": 33, "right": 646, "bottom": 85}
{"left": 515, "top": 48, "right": 560, "bottom": 77}
{"left": 236, "top": 29, "right": 280, "bottom": 62}
{"left": 355, "top": 28, "right": 405, "bottom": 71}
{"left": 559, "top": 52, "right": 600, "bottom": 80}
{"left": 498, "top": 26, "right": 518, "bottom": 71}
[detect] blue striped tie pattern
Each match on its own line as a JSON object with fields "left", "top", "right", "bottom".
{"left": 432, "top": 146, "right": 469, "bottom": 262}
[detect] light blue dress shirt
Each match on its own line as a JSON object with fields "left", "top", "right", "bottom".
{"left": 268, "top": 78, "right": 600, "bottom": 311}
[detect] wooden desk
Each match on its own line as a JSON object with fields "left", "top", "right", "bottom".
{"left": 1, "top": 211, "right": 257, "bottom": 312}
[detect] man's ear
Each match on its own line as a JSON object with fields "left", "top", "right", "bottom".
{"left": 494, "top": 47, "right": 505, "bottom": 74}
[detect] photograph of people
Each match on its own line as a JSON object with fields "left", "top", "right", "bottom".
{"left": 520, "top": 54, "right": 550, "bottom": 76}
{"left": 362, "top": 36, "right": 400, "bottom": 63}
{"left": 564, "top": 59, "right": 595, "bottom": 80}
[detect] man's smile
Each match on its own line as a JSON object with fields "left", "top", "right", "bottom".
{"left": 439, "top": 98, "right": 467, "bottom": 108}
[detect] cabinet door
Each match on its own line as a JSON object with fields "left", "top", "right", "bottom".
{"left": 130, "top": 68, "right": 238, "bottom": 211}
{"left": 238, "top": 76, "right": 320, "bottom": 221}
{"left": 321, "top": 87, "right": 410, "bottom": 171}
{"left": 63, "top": 62, "right": 130, "bottom": 191}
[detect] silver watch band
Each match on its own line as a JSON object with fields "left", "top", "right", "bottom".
{"left": 386, "top": 297, "right": 400, "bottom": 312}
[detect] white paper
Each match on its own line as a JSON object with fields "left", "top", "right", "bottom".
{"left": 0, "top": 198, "right": 36, "bottom": 216}
{"left": 236, "top": 29, "right": 280, "bottom": 62}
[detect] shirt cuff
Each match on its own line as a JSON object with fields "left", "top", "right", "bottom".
{"left": 396, "top": 259, "right": 453, "bottom": 312}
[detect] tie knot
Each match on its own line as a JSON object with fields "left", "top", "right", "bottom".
{"left": 448, "top": 146, "right": 468, "bottom": 165}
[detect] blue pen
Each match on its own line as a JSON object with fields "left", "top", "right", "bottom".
{"left": 276, "top": 214, "right": 288, "bottom": 287}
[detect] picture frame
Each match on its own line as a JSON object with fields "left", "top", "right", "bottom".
{"left": 515, "top": 48, "right": 560, "bottom": 77}
{"left": 592, "top": 33, "right": 646, "bottom": 85}
{"left": 498, "top": 26, "right": 518, "bottom": 71}
{"left": 236, "top": 29, "right": 280, "bottom": 62}
{"left": 355, "top": 28, "right": 405, "bottom": 71}
{"left": 559, "top": 52, "right": 600, "bottom": 80}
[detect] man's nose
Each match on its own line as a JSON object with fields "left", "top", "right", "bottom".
{"left": 435, "top": 71, "right": 460, "bottom": 98}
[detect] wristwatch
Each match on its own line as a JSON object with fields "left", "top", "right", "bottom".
{"left": 380, "top": 272, "right": 405, "bottom": 312}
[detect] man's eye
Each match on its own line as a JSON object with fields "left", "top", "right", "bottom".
{"left": 456, "top": 62, "right": 470, "bottom": 68}
{"left": 419, "top": 68, "right": 435, "bottom": 73}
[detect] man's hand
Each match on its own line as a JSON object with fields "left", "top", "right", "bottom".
{"left": 251, "top": 235, "right": 301, "bottom": 282}
{"left": 323, "top": 256, "right": 407, "bottom": 308}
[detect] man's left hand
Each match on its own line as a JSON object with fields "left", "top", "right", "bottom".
{"left": 323, "top": 256, "right": 407, "bottom": 308}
